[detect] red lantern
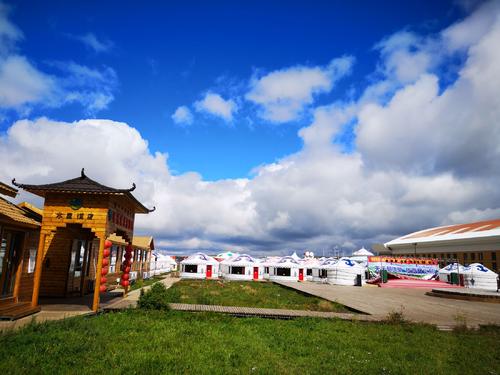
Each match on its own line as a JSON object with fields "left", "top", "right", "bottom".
{"left": 101, "top": 267, "right": 109, "bottom": 276}
{"left": 124, "top": 252, "right": 132, "bottom": 260}
{"left": 124, "top": 266, "right": 131, "bottom": 273}
{"left": 126, "top": 244, "right": 133, "bottom": 252}
{"left": 103, "top": 249, "right": 111, "bottom": 258}
{"left": 125, "top": 259, "right": 133, "bottom": 267}
{"left": 99, "top": 285, "right": 107, "bottom": 293}
{"left": 121, "top": 273, "right": 129, "bottom": 281}
{"left": 121, "top": 280, "right": 129, "bottom": 287}
{"left": 102, "top": 258, "right": 109, "bottom": 267}
{"left": 104, "top": 240, "right": 112, "bottom": 249}
{"left": 100, "top": 276, "right": 107, "bottom": 284}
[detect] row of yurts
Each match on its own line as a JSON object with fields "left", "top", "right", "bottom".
{"left": 179, "top": 249, "right": 499, "bottom": 290}
{"left": 180, "top": 249, "right": 371, "bottom": 286}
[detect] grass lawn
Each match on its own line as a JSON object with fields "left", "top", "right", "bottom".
{"left": 0, "top": 310, "right": 499, "bottom": 374}
{"left": 129, "top": 274, "right": 169, "bottom": 292}
{"left": 165, "top": 279, "right": 347, "bottom": 312}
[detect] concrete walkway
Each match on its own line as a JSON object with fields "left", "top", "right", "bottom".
{"left": 103, "top": 276, "right": 179, "bottom": 310}
{"left": 0, "top": 276, "right": 180, "bottom": 332}
{"left": 274, "top": 281, "right": 500, "bottom": 328}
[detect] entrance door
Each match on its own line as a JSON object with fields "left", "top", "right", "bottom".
{"left": 206, "top": 265, "right": 212, "bottom": 278}
{"left": 67, "top": 240, "right": 89, "bottom": 295}
{"left": 0, "top": 231, "right": 23, "bottom": 298}
{"left": 298, "top": 268, "right": 304, "bottom": 281}
{"left": 253, "top": 267, "right": 259, "bottom": 280}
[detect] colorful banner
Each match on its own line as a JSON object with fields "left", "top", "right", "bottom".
{"left": 368, "top": 256, "right": 439, "bottom": 279}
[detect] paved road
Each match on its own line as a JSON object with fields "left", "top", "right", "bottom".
{"left": 275, "top": 281, "right": 500, "bottom": 328}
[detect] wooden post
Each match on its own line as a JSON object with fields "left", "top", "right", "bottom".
{"left": 92, "top": 233, "right": 105, "bottom": 312}
{"left": 31, "top": 232, "right": 47, "bottom": 307}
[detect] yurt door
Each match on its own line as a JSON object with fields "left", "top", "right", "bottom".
{"left": 298, "top": 268, "right": 304, "bottom": 281}
{"left": 253, "top": 267, "right": 259, "bottom": 280}
{"left": 206, "top": 265, "right": 212, "bottom": 278}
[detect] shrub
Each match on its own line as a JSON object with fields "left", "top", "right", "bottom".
{"left": 385, "top": 306, "right": 407, "bottom": 324}
{"left": 138, "top": 282, "right": 171, "bottom": 311}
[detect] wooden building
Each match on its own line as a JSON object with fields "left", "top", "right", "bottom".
{"left": 385, "top": 219, "right": 500, "bottom": 271}
{"left": 11, "top": 169, "right": 154, "bottom": 313}
{"left": 0, "top": 181, "right": 42, "bottom": 319}
{"left": 132, "top": 236, "right": 154, "bottom": 279}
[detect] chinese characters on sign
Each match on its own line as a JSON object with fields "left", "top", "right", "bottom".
{"left": 55, "top": 212, "right": 94, "bottom": 220}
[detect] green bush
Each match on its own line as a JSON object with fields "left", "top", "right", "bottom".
{"left": 137, "top": 282, "right": 171, "bottom": 311}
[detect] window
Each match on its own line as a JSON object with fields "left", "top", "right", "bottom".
{"left": 453, "top": 254, "right": 457, "bottom": 260}
{"left": 492, "top": 252, "right": 497, "bottom": 261}
{"left": 276, "top": 267, "right": 291, "bottom": 277}
{"left": 479, "top": 252, "right": 483, "bottom": 261}
{"left": 463, "top": 253, "right": 468, "bottom": 261}
{"left": 320, "top": 269, "right": 327, "bottom": 278}
{"left": 471, "top": 253, "right": 476, "bottom": 261}
{"left": 307, "top": 268, "right": 312, "bottom": 276}
{"left": 110, "top": 245, "right": 117, "bottom": 266}
{"left": 264, "top": 267, "right": 269, "bottom": 274}
{"left": 28, "top": 248, "right": 37, "bottom": 273}
{"left": 493, "top": 262, "right": 497, "bottom": 271}
{"left": 184, "top": 264, "right": 197, "bottom": 273}
{"left": 231, "top": 266, "right": 244, "bottom": 275}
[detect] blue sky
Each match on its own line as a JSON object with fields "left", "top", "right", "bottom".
{"left": 2, "top": 0, "right": 500, "bottom": 255}
{"left": 4, "top": 0, "right": 463, "bottom": 179}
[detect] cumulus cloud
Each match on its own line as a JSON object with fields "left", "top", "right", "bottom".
{"left": 246, "top": 56, "right": 354, "bottom": 123}
{"left": 194, "top": 92, "right": 237, "bottom": 121}
{"left": 171, "top": 105, "right": 193, "bottom": 125}
{"left": 0, "top": 5, "right": 118, "bottom": 115}
{"left": 2, "top": 1, "right": 500, "bottom": 255}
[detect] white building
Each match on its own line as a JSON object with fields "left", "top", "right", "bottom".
{"left": 220, "top": 254, "right": 263, "bottom": 281}
{"left": 268, "top": 256, "right": 304, "bottom": 282}
{"left": 150, "top": 252, "right": 177, "bottom": 276}
{"left": 180, "top": 253, "right": 219, "bottom": 279}
{"left": 326, "top": 258, "right": 365, "bottom": 286}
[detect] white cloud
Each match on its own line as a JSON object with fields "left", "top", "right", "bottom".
{"left": 171, "top": 106, "right": 193, "bottom": 125}
{"left": 72, "top": 32, "right": 113, "bottom": 53}
{"left": 0, "top": 55, "right": 55, "bottom": 109}
{"left": 246, "top": 56, "right": 353, "bottom": 123}
{"left": 1, "top": 1, "right": 500, "bottom": 255}
{"left": 194, "top": 92, "right": 237, "bottom": 122}
{"left": 0, "top": 5, "right": 117, "bottom": 115}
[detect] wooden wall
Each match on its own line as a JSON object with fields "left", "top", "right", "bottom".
{"left": 17, "top": 229, "right": 40, "bottom": 301}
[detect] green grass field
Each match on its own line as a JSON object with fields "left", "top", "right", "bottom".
{"left": 1, "top": 310, "right": 499, "bottom": 374}
{"left": 129, "top": 274, "right": 168, "bottom": 291}
{"left": 164, "top": 279, "right": 347, "bottom": 312}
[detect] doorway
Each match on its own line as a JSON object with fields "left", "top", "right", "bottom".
{"left": 66, "top": 239, "right": 92, "bottom": 296}
{"left": 0, "top": 231, "right": 24, "bottom": 298}
{"left": 298, "top": 268, "right": 304, "bottom": 281}
{"left": 253, "top": 267, "right": 259, "bottom": 280}
{"left": 206, "top": 264, "right": 212, "bottom": 278}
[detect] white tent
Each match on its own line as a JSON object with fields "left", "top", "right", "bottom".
{"left": 268, "top": 256, "right": 304, "bottom": 282}
{"left": 463, "top": 263, "right": 498, "bottom": 291}
{"left": 327, "top": 257, "right": 365, "bottom": 286}
{"left": 352, "top": 247, "right": 374, "bottom": 256}
{"left": 312, "top": 258, "right": 338, "bottom": 283}
{"left": 150, "top": 252, "right": 177, "bottom": 276}
{"left": 216, "top": 251, "right": 239, "bottom": 260}
{"left": 300, "top": 257, "right": 321, "bottom": 281}
{"left": 290, "top": 251, "right": 301, "bottom": 261}
{"left": 220, "top": 254, "right": 263, "bottom": 281}
{"left": 438, "top": 263, "right": 467, "bottom": 283}
{"left": 260, "top": 257, "right": 280, "bottom": 280}
{"left": 180, "top": 252, "right": 219, "bottom": 279}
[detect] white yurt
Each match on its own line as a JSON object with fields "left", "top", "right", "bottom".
{"left": 180, "top": 252, "right": 219, "bottom": 279}
{"left": 216, "top": 251, "right": 239, "bottom": 261}
{"left": 150, "top": 252, "right": 176, "bottom": 275}
{"left": 268, "top": 256, "right": 304, "bottom": 282}
{"left": 327, "top": 257, "right": 365, "bottom": 286}
{"left": 220, "top": 254, "right": 263, "bottom": 281}
{"left": 300, "top": 257, "right": 320, "bottom": 281}
{"left": 290, "top": 251, "right": 301, "bottom": 262}
{"left": 463, "top": 263, "right": 498, "bottom": 291}
{"left": 350, "top": 247, "right": 374, "bottom": 267}
{"left": 438, "top": 263, "right": 467, "bottom": 283}
{"left": 260, "top": 257, "right": 280, "bottom": 280}
{"left": 311, "top": 258, "right": 337, "bottom": 282}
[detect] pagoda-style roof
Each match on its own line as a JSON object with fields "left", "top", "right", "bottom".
{"left": 132, "top": 235, "right": 155, "bottom": 250}
{"left": 0, "top": 196, "right": 41, "bottom": 228}
{"left": 12, "top": 169, "right": 154, "bottom": 214}
{"left": 0, "top": 181, "right": 18, "bottom": 198}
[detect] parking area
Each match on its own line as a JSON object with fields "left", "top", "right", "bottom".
{"left": 275, "top": 281, "right": 500, "bottom": 328}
